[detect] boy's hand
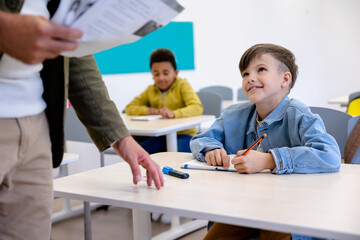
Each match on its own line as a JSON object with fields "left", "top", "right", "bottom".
{"left": 204, "top": 149, "right": 230, "bottom": 169}
{"left": 146, "top": 107, "right": 160, "bottom": 115}
{"left": 232, "top": 150, "right": 275, "bottom": 173}
{"left": 159, "top": 107, "right": 175, "bottom": 119}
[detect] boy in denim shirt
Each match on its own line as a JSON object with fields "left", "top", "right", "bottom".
{"left": 190, "top": 43, "right": 340, "bottom": 240}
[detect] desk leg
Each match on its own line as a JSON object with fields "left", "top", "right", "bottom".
{"left": 133, "top": 209, "right": 151, "bottom": 240}
{"left": 166, "top": 132, "right": 177, "bottom": 152}
{"left": 158, "top": 133, "right": 207, "bottom": 239}
{"left": 84, "top": 202, "right": 92, "bottom": 240}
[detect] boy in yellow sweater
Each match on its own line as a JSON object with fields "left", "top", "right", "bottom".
{"left": 125, "top": 48, "right": 203, "bottom": 154}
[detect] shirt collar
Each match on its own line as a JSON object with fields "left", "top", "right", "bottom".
{"left": 246, "top": 95, "right": 290, "bottom": 135}
{"left": 261, "top": 95, "right": 291, "bottom": 125}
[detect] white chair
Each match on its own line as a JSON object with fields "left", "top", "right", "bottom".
{"left": 199, "top": 85, "right": 233, "bottom": 100}
{"left": 310, "top": 106, "right": 352, "bottom": 158}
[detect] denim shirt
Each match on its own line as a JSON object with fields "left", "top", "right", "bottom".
{"left": 191, "top": 96, "right": 339, "bottom": 239}
{"left": 190, "top": 95, "right": 341, "bottom": 174}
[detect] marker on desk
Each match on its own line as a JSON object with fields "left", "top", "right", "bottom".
{"left": 241, "top": 133, "right": 267, "bottom": 156}
{"left": 162, "top": 166, "right": 189, "bottom": 179}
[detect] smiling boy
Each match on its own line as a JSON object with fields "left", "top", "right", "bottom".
{"left": 190, "top": 43, "right": 340, "bottom": 239}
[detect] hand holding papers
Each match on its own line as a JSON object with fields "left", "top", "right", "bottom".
{"left": 51, "top": 0, "right": 184, "bottom": 57}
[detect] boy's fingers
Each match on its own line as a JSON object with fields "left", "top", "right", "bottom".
{"left": 221, "top": 151, "right": 230, "bottom": 169}
{"left": 236, "top": 150, "right": 246, "bottom": 156}
{"left": 214, "top": 149, "right": 223, "bottom": 165}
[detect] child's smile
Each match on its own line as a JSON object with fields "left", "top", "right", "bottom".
{"left": 247, "top": 85, "right": 263, "bottom": 92}
{"left": 241, "top": 53, "right": 291, "bottom": 118}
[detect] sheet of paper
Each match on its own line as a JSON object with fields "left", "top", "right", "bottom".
{"left": 51, "top": 0, "right": 184, "bottom": 57}
{"left": 131, "top": 115, "right": 163, "bottom": 121}
{"left": 181, "top": 155, "right": 237, "bottom": 172}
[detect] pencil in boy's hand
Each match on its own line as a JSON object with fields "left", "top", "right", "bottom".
{"left": 241, "top": 133, "right": 267, "bottom": 156}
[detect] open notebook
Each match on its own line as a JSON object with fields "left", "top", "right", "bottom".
{"left": 131, "top": 115, "right": 163, "bottom": 121}
{"left": 181, "top": 155, "right": 237, "bottom": 172}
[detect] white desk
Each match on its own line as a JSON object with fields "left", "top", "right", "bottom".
{"left": 53, "top": 153, "right": 81, "bottom": 223}
{"left": 122, "top": 114, "right": 215, "bottom": 238}
{"left": 328, "top": 95, "right": 349, "bottom": 107}
{"left": 53, "top": 152, "right": 360, "bottom": 240}
{"left": 122, "top": 114, "right": 215, "bottom": 152}
{"left": 222, "top": 100, "right": 248, "bottom": 110}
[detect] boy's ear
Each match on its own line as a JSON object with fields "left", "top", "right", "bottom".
{"left": 175, "top": 69, "right": 179, "bottom": 76}
{"left": 281, "top": 72, "right": 292, "bottom": 88}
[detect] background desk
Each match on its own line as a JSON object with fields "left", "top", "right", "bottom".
{"left": 222, "top": 100, "right": 248, "bottom": 110}
{"left": 122, "top": 114, "right": 215, "bottom": 151}
{"left": 52, "top": 153, "right": 81, "bottom": 223}
{"left": 328, "top": 95, "right": 349, "bottom": 107}
{"left": 53, "top": 152, "right": 360, "bottom": 240}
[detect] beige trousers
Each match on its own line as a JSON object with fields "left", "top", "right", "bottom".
{"left": 0, "top": 112, "right": 53, "bottom": 240}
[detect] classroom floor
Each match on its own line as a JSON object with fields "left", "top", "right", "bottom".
{"left": 51, "top": 199, "right": 207, "bottom": 240}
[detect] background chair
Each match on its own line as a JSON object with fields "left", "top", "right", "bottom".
{"left": 237, "top": 87, "right": 248, "bottom": 100}
{"left": 53, "top": 107, "right": 110, "bottom": 223}
{"left": 65, "top": 107, "right": 115, "bottom": 167}
{"left": 196, "top": 92, "right": 222, "bottom": 133}
{"left": 347, "top": 91, "right": 360, "bottom": 116}
{"left": 346, "top": 116, "right": 360, "bottom": 164}
{"left": 197, "top": 91, "right": 222, "bottom": 118}
{"left": 310, "top": 106, "right": 352, "bottom": 158}
{"left": 199, "top": 85, "right": 233, "bottom": 101}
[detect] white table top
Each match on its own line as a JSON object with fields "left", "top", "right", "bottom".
{"left": 61, "top": 153, "right": 79, "bottom": 165}
{"left": 222, "top": 100, "right": 249, "bottom": 109}
{"left": 328, "top": 95, "right": 349, "bottom": 106}
{"left": 53, "top": 152, "right": 360, "bottom": 240}
{"left": 122, "top": 114, "right": 215, "bottom": 136}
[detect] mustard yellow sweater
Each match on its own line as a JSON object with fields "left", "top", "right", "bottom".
{"left": 125, "top": 77, "right": 203, "bottom": 136}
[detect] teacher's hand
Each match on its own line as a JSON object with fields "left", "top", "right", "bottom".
{"left": 0, "top": 12, "right": 83, "bottom": 64}
{"left": 113, "top": 136, "right": 164, "bottom": 190}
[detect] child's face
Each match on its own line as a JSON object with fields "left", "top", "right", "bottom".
{"left": 241, "top": 54, "right": 291, "bottom": 115}
{"left": 151, "top": 62, "right": 178, "bottom": 92}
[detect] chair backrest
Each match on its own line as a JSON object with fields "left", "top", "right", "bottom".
{"left": 310, "top": 106, "right": 352, "bottom": 158}
{"left": 237, "top": 88, "right": 248, "bottom": 100}
{"left": 349, "top": 91, "right": 360, "bottom": 102}
{"left": 347, "top": 116, "right": 360, "bottom": 164}
{"left": 347, "top": 91, "right": 360, "bottom": 116}
{"left": 199, "top": 85, "right": 233, "bottom": 100}
{"left": 65, "top": 107, "right": 93, "bottom": 143}
{"left": 197, "top": 92, "right": 222, "bottom": 118}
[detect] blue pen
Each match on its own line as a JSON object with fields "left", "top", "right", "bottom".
{"left": 162, "top": 166, "right": 189, "bottom": 179}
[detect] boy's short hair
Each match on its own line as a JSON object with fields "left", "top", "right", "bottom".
{"left": 239, "top": 43, "right": 298, "bottom": 89}
{"left": 150, "top": 48, "right": 177, "bottom": 70}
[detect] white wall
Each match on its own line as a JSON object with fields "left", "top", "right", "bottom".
{"left": 65, "top": 0, "right": 360, "bottom": 175}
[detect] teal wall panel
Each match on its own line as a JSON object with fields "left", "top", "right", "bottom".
{"left": 94, "top": 22, "right": 194, "bottom": 74}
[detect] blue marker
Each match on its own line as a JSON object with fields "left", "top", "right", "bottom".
{"left": 162, "top": 166, "right": 189, "bottom": 179}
